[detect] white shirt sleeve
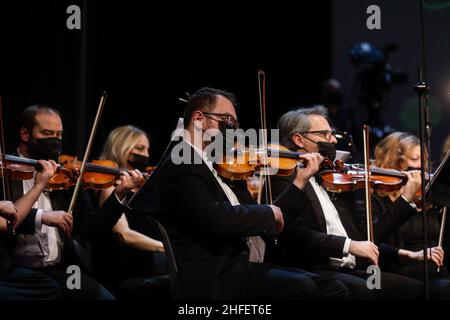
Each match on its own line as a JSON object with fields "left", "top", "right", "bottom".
{"left": 35, "top": 209, "right": 43, "bottom": 232}
{"left": 343, "top": 238, "right": 352, "bottom": 256}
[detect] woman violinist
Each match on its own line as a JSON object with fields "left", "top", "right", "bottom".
{"left": 373, "top": 132, "right": 450, "bottom": 299}
{"left": 89, "top": 125, "right": 169, "bottom": 299}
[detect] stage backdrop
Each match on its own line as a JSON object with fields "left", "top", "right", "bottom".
{"left": 332, "top": 0, "right": 450, "bottom": 162}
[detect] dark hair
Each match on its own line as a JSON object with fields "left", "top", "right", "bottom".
{"left": 183, "top": 87, "right": 237, "bottom": 128}
{"left": 20, "top": 105, "right": 61, "bottom": 133}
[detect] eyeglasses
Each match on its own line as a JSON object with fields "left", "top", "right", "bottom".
{"left": 297, "top": 130, "right": 337, "bottom": 140}
{"left": 202, "top": 112, "right": 239, "bottom": 128}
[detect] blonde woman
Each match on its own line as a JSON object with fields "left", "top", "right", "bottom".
{"left": 374, "top": 132, "right": 450, "bottom": 299}
{"left": 91, "top": 125, "right": 169, "bottom": 299}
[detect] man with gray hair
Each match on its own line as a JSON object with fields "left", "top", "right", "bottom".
{"left": 264, "top": 106, "right": 425, "bottom": 299}
{"left": 278, "top": 106, "right": 337, "bottom": 161}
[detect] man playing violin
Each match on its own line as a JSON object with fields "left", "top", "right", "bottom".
{"left": 146, "top": 87, "right": 349, "bottom": 299}
{"left": 269, "top": 105, "right": 425, "bottom": 299}
{"left": 0, "top": 160, "right": 62, "bottom": 299}
{"left": 4, "top": 105, "right": 114, "bottom": 299}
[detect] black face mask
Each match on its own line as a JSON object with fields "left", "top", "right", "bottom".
{"left": 28, "top": 137, "right": 62, "bottom": 162}
{"left": 219, "top": 121, "right": 238, "bottom": 149}
{"left": 128, "top": 153, "right": 150, "bottom": 171}
{"left": 300, "top": 134, "right": 337, "bottom": 162}
{"left": 317, "top": 142, "right": 337, "bottom": 162}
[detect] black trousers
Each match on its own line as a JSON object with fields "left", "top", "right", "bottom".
{"left": 318, "top": 268, "right": 424, "bottom": 300}
{"left": 36, "top": 266, "right": 115, "bottom": 300}
{"left": 0, "top": 267, "right": 61, "bottom": 300}
{"left": 117, "top": 275, "right": 171, "bottom": 300}
{"left": 243, "top": 263, "right": 349, "bottom": 300}
{"left": 389, "top": 264, "right": 450, "bottom": 300}
{"left": 111, "top": 251, "right": 171, "bottom": 300}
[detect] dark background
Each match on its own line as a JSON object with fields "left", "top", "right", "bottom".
{"left": 333, "top": 0, "right": 450, "bottom": 162}
{"left": 0, "top": 0, "right": 449, "bottom": 165}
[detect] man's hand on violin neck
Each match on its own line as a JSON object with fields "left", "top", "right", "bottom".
{"left": 0, "top": 201, "right": 18, "bottom": 225}
{"left": 34, "top": 160, "right": 58, "bottom": 187}
{"left": 268, "top": 205, "right": 284, "bottom": 234}
{"left": 349, "top": 240, "right": 379, "bottom": 266}
{"left": 41, "top": 210, "right": 73, "bottom": 236}
{"left": 401, "top": 170, "right": 422, "bottom": 202}
{"left": 294, "top": 153, "right": 323, "bottom": 190}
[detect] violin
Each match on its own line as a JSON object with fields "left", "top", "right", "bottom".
{"left": 0, "top": 153, "right": 154, "bottom": 191}
{"left": 214, "top": 144, "right": 334, "bottom": 180}
{"left": 0, "top": 154, "right": 37, "bottom": 180}
{"left": 48, "top": 155, "right": 154, "bottom": 190}
{"left": 320, "top": 163, "right": 409, "bottom": 193}
{"left": 214, "top": 144, "right": 417, "bottom": 195}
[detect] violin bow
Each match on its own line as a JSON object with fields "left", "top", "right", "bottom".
{"left": 257, "top": 70, "right": 280, "bottom": 247}
{"left": 67, "top": 92, "right": 107, "bottom": 216}
{"left": 257, "top": 70, "right": 273, "bottom": 206}
{"left": 0, "top": 96, "right": 15, "bottom": 234}
{"left": 363, "top": 124, "right": 374, "bottom": 242}
{"left": 437, "top": 206, "right": 447, "bottom": 272}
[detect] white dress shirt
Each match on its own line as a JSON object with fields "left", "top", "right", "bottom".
{"left": 309, "top": 177, "right": 356, "bottom": 269}
{"left": 185, "top": 139, "right": 266, "bottom": 263}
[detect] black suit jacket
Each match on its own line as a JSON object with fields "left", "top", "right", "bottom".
{"left": 266, "top": 172, "right": 417, "bottom": 271}
{"left": 146, "top": 141, "right": 310, "bottom": 299}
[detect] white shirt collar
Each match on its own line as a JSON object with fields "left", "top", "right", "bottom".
{"left": 183, "top": 138, "right": 214, "bottom": 171}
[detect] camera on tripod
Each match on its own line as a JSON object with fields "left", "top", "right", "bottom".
{"left": 348, "top": 42, "right": 408, "bottom": 122}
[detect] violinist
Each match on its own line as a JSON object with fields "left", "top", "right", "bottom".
{"left": 0, "top": 161, "right": 61, "bottom": 299}
{"left": 89, "top": 125, "right": 170, "bottom": 299}
{"left": 374, "top": 132, "right": 450, "bottom": 299}
{"left": 146, "top": 87, "right": 349, "bottom": 299}
{"left": 6, "top": 105, "right": 114, "bottom": 300}
{"left": 269, "top": 106, "right": 423, "bottom": 299}
{"left": 0, "top": 160, "right": 57, "bottom": 232}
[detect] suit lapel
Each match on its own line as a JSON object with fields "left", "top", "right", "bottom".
{"left": 304, "top": 181, "right": 328, "bottom": 232}
{"left": 332, "top": 195, "right": 362, "bottom": 240}
{"left": 48, "top": 190, "right": 69, "bottom": 211}
{"left": 182, "top": 141, "right": 231, "bottom": 203}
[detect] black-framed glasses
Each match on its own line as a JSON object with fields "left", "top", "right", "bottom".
{"left": 297, "top": 130, "right": 337, "bottom": 140}
{"left": 202, "top": 112, "right": 239, "bottom": 128}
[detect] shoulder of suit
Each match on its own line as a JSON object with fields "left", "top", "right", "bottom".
{"left": 159, "top": 150, "right": 208, "bottom": 179}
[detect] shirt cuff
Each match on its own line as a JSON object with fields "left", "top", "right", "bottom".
{"left": 401, "top": 195, "right": 417, "bottom": 209}
{"left": 343, "top": 238, "right": 351, "bottom": 256}
{"left": 35, "top": 209, "right": 43, "bottom": 232}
